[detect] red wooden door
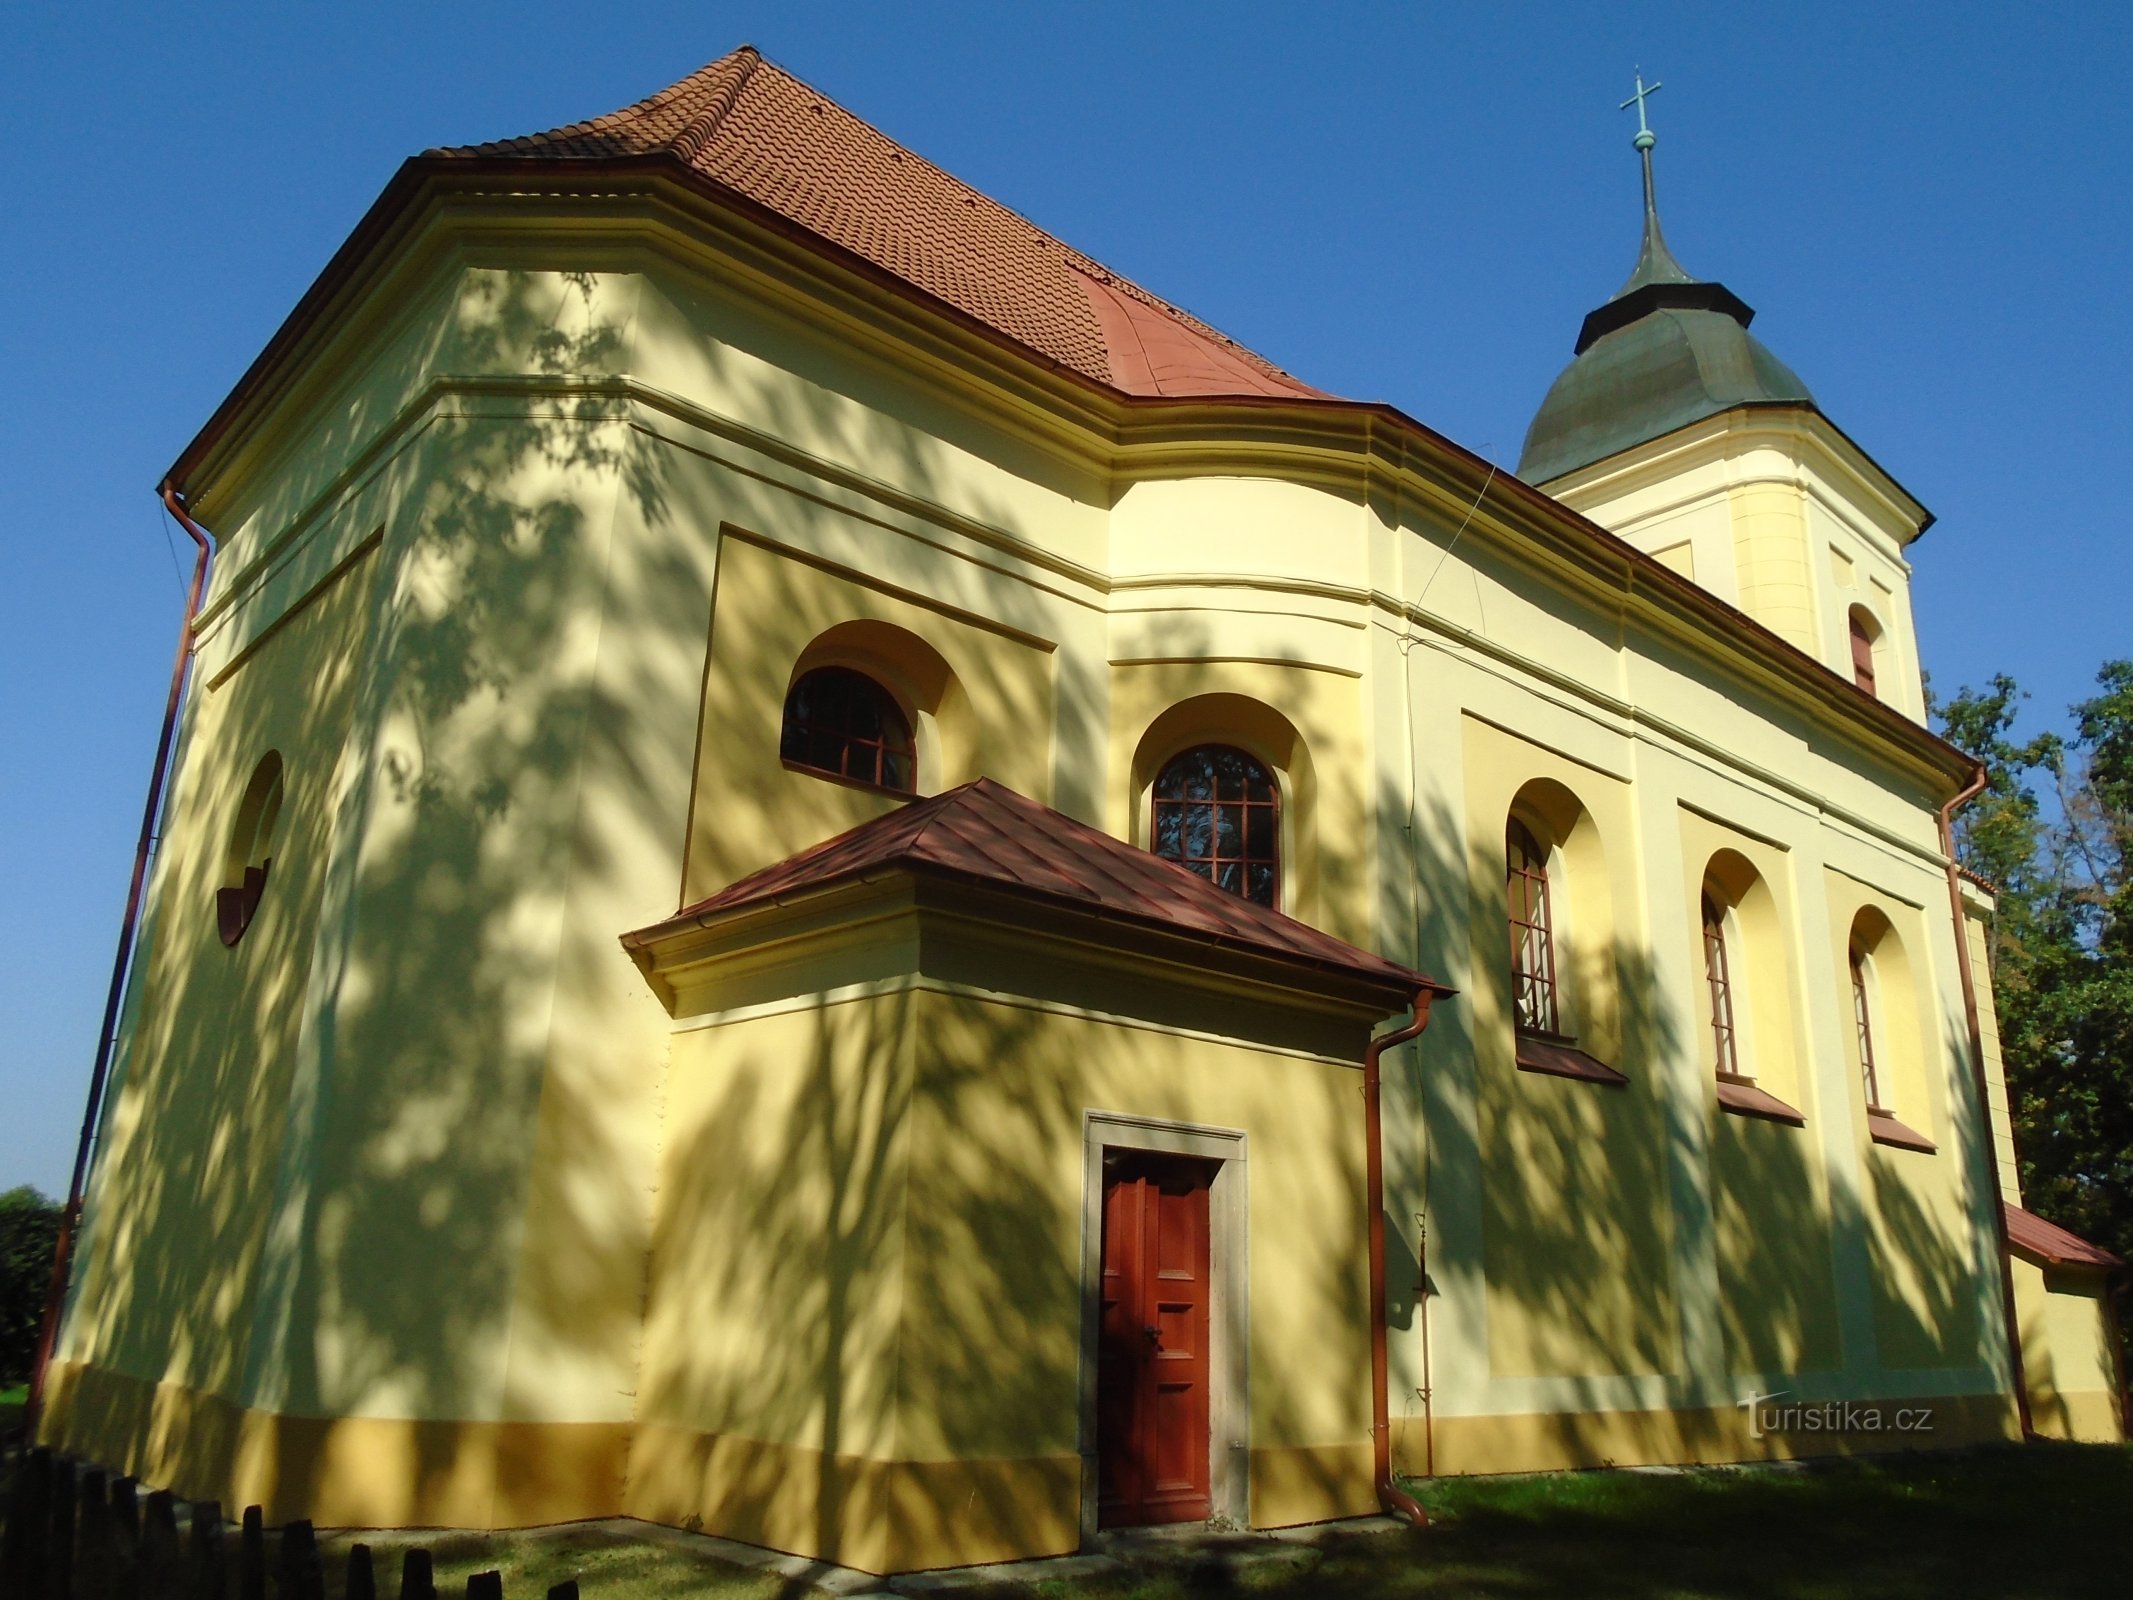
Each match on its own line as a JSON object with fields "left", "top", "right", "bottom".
{"left": 1098, "top": 1152, "right": 1215, "bottom": 1527}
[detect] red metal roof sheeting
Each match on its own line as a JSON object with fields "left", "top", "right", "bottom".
{"left": 434, "top": 46, "right": 1327, "bottom": 403}
{"left": 637, "top": 777, "right": 1444, "bottom": 997}
{"left": 2003, "top": 1203, "right": 2124, "bottom": 1271}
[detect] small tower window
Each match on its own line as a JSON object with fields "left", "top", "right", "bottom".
{"left": 1851, "top": 945, "right": 1884, "bottom": 1110}
{"left": 218, "top": 751, "right": 285, "bottom": 947}
{"left": 1848, "top": 607, "right": 1880, "bottom": 697}
{"left": 1151, "top": 744, "right": 1280, "bottom": 908}
{"left": 1702, "top": 892, "right": 1741, "bottom": 1077}
{"left": 780, "top": 666, "right": 916, "bottom": 794}
{"left": 1506, "top": 820, "right": 1560, "bottom": 1034}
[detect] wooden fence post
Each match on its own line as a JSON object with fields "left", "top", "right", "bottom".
{"left": 397, "top": 1546, "right": 435, "bottom": 1600}
{"left": 187, "top": 1503, "right": 223, "bottom": 1600}
{"left": 141, "top": 1491, "right": 180, "bottom": 1600}
{"left": 110, "top": 1476, "right": 141, "bottom": 1600}
{"left": 2, "top": 1445, "right": 54, "bottom": 1600}
{"left": 277, "top": 1519, "right": 323, "bottom": 1600}
{"left": 78, "top": 1469, "right": 110, "bottom": 1600}
{"left": 345, "top": 1542, "right": 377, "bottom": 1600}
{"left": 238, "top": 1507, "right": 265, "bottom": 1600}
{"left": 49, "top": 1456, "right": 77, "bottom": 1600}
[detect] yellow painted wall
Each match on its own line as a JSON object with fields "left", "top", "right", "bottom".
{"left": 55, "top": 184, "right": 2024, "bottom": 1556}
{"left": 1458, "top": 716, "right": 1678, "bottom": 1380}
{"left": 2014, "top": 1258, "right": 2127, "bottom": 1443}
{"left": 625, "top": 926, "right": 1380, "bottom": 1571}
{"left": 1818, "top": 872, "right": 1988, "bottom": 1371}
{"left": 1546, "top": 409, "right": 1929, "bottom": 722}
{"left": 1676, "top": 811, "right": 1843, "bottom": 1376}
{"left": 63, "top": 544, "right": 381, "bottom": 1400}
{"left": 683, "top": 530, "right": 1059, "bottom": 902}
{"left": 629, "top": 992, "right": 919, "bottom": 1568}
{"left": 1727, "top": 480, "right": 1817, "bottom": 656}
{"left": 1965, "top": 904, "right": 2024, "bottom": 1202}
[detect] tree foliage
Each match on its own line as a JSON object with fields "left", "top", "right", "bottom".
{"left": 1935, "top": 661, "right": 2133, "bottom": 1268}
{"left": 0, "top": 1184, "right": 62, "bottom": 1386}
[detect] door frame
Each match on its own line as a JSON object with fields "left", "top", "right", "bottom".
{"left": 1078, "top": 1110, "right": 1249, "bottom": 1543}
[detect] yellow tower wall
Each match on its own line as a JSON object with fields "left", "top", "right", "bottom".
{"left": 1543, "top": 409, "right": 1930, "bottom": 722}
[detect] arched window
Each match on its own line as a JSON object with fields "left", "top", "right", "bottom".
{"left": 1506, "top": 821, "right": 1559, "bottom": 1034}
{"left": 218, "top": 751, "right": 285, "bottom": 947}
{"left": 1850, "top": 945, "right": 1883, "bottom": 1109}
{"left": 780, "top": 666, "right": 916, "bottom": 794}
{"left": 1151, "top": 744, "right": 1279, "bottom": 908}
{"left": 1701, "top": 892, "right": 1741, "bottom": 1077}
{"left": 1848, "top": 607, "right": 1879, "bottom": 696}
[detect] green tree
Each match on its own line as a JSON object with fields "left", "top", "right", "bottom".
{"left": 0, "top": 1185, "right": 63, "bottom": 1387}
{"left": 1936, "top": 662, "right": 2133, "bottom": 1268}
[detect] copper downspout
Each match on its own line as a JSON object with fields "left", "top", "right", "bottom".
{"left": 25, "top": 485, "right": 213, "bottom": 1436}
{"left": 1416, "top": 1209, "right": 1436, "bottom": 1479}
{"left": 2102, "top": 1271, "right": 2131, "bottom": 1440}
{"left": 1367, "top": 987, "right": 1441, "bottom": 1526}
{"left": 1937, "top": 761, "right": 2035, "bottom": 1440}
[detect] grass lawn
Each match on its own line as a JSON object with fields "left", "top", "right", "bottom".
{"left": 1015, "top": 1445, "right": 2133, "bottom": 1600}
{"left": 307, "top": 1523, "right": 804, "bottom": 1600}
{"left": 8, "top": 1443, "right": 2128, "bottom": 1598}
{"left": 306, "top": 1443, "right": 2133, "bottom": 1598}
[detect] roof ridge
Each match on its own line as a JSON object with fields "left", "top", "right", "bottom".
{"left": 425, "top": 46, "right": 1326, "bottom": 401}
{"left": 631, "top": 774, "right": 1440, "bottom": 998}
{"left": 739, "top": 51, "right": 1312, "bottom": 391}
{"left": 894, "top": 777, "right": 988, "bottom": 859}
{"left": 668, "top": 44, "right": 762, "bottom": 165}
{"left": 428, "top": 46, "right": 756, "bottom": 157}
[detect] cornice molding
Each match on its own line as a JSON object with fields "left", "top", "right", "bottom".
{"left": 1543, "top": 404, "right": 1931, "bottom": 549}
{"left": 167, "top": 164, "right": 1977, "bottom": 809}
{"left": 626, "top": 866, "right": 1411, "bottom": 1024}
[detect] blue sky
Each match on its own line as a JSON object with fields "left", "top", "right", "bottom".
{"left": 2, "top": 3, "right": 2127, "bottom": 1195}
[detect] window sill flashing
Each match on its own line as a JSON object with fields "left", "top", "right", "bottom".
{"left": 1866, "top": 1110, "right": 1938, "bottom": 1154}
{"left": 1515, "top": 1031, "right": 1629, "bottom": 1088}
{"left": 1715, "top": 1074, "right": 1806, "bottom": 1126}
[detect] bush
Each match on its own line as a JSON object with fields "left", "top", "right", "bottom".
{"left": 0, "top": 1186, "right": 63, "bottom": 1386}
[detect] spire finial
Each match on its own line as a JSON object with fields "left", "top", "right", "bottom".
{"left": 1609, "top": 68, "right": 1695, "bottom": 298}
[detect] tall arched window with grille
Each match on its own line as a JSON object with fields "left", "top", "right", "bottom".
{"left": 1851, "top": 945, "right": 1884, "bottom": 1110}
{"left": 780, "top": 666, "right": 917, "bottom": 794}
{"left": 1701, "top": 892, "right": 1742, "bottom": 1077}
{"left": 1150, "top": 744, "right": 1280, "bottom": 908}
{"left": 1506, "top": 820, "right": 1559, "bottom": 1034}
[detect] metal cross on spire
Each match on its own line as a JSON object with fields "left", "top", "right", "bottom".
{"left": 1612, "top": 68, "right": 1693, "bottom": 295}
{"left": 1621, "top": 70, "right": 1662, "bottom": 150}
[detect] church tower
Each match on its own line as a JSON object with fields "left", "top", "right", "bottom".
{"left": 1521, "top": 77, "right": 1931, "bottom": 721}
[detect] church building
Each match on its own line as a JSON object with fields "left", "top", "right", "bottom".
{"left": 42, "top": 47, "right": 2124, "bottom": 1576}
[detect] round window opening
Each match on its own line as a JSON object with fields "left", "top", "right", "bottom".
{"left": 219, "top": 752, "right": 285, "bottom": 947}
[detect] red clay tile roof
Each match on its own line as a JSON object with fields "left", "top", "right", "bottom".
{"left": 2003, "top": 1204, "right": 2124, "bottom": 1272}
{"left": 1956, "top": 863, "right": 2004, "bottom": 899}
{"left": 626, "top": 777, "right": 1445, "bottom": 999}
{"left": 434, "top": 45, "right": 1327, "bottom": 402}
